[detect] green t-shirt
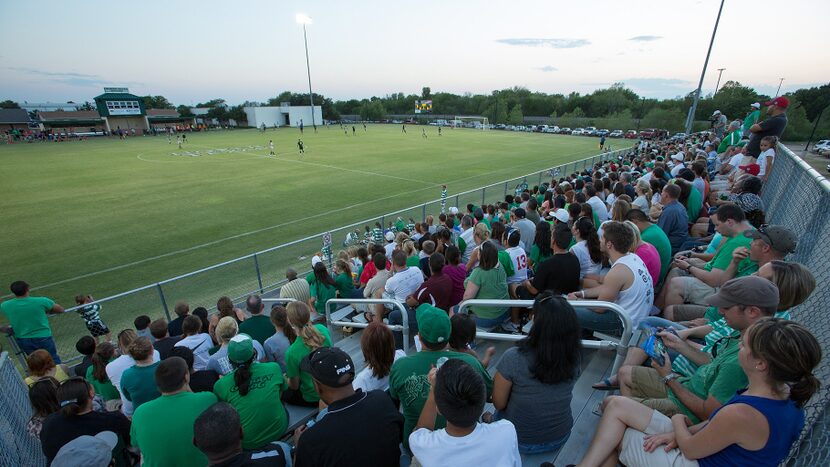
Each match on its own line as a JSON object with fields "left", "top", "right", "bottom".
{"left": 309, "top": 278, "right": 337, "bottom": 314}
{"left": 214, "top": 361, "right": 288, "bottom": 450}
{"left": 528, "top": 244, "right": 552, "bottom": 272}
{"left": 389, "top": 350, "right": 493, "bottom": 449}
{"left": 703, "top": 229, "right": 757, "bottom": 276}
{"left": 238, "top": 315, "right": 276, "bottom": 346}
{"left": 464, "top": 265, "right": 509, "bottom": 319}
{"left": 668, "top": 334, "right": 746, "bottom": 423}
{"left": 130, "top": 391, "right": 218, "bottom": 467}
{"left": 120, "top": 362, "right": 161, "bottom": 410}
{"left": 685, "top": 187, "right": 702, "bottom": 223}
{"left": 86, "top": 364, "right": 121, "bottom": 401}
{"left": 284, "top": 324, "right": 332, "bottom": 403}
{"left": 480, "top": 217, "right": 492, "bottom": 229}
{"left": 406, "top": 255, "right": 421, "bottom": 268}
{"left": 334, "top": 271, "right": 355, "bottom": 297}
{"left": 0, "top": 296, "right": 54, "bottom": 338}
{"left": 641, "top": 224, "right": 672, "bottom": 283}
{"left": 742, "top": 110, "right": 760, "bottom": 135}
{"left": 717, "top": 130, "right": 744, "bottom": 154}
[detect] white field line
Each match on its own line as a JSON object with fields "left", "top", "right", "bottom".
{"left": 20, "top": 146, "right": 598, "bottom": 294}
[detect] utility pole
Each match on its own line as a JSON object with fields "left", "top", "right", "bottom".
{"left": 775, "top": 78, "right": 785, "bottom": 97}
{"left": 714, "top": 68, "right": 726, "bottom": 95}
{"left": 685, "top": 0, "right": 726, "bottom": 134}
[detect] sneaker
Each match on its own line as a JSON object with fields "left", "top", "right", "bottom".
{"left": 500, "top": 321, "right": 521, "bottom": 334}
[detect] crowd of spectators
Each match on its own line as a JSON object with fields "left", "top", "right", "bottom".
{"left": 3, "top": 96, "right": 824, "bottom": 466}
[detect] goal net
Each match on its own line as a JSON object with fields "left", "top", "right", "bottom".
{"left": 452, "top": 116, "right": 489, "bottom": 130}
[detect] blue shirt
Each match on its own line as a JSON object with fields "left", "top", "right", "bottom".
{"left": 657, "top": 200, "right": 688, "bottom": 254}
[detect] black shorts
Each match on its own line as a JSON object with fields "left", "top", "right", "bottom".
{"left": 85, "top": 319, "right": 110, "bottom": 337}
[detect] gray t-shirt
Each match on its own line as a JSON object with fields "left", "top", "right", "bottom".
{"left": 746, "top": 113, "right": 788, "bottom": 158}
{"left": 206, "top": 340, "right": 266, "bottom": 376}
{"left": 263, "top": 330, "right": 290, "bottom": 372}
{"left": 496, "top": 346, "right": 579, "bottom": 444}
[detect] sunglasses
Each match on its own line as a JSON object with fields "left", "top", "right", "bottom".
{"left": 756, "top": 224, "right": 777, "bottom": 251}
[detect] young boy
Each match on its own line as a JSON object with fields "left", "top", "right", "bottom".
{"left": 269, "top": 139, "right": 275, "bottom": 156}
{"left": 134, "top": 315, "right": 154, "bottom": 343}
{"left": 74, "top": 294, "right": 111, "bottom": 343}
{"left": 73, "top": 335, "right": 96, "bottom": 377}
{"left": 297, "top": 139, "right": 305, "bottom": 155}
{"left": 409, "top": 358, "right": 520, "bottom": 466}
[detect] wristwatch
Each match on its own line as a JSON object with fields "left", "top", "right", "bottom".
{"left": 662, "top": 373, "right": 679, "bottom": 385}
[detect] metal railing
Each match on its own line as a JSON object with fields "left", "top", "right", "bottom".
{"left": 323, "top": 299, "right": 411, "bottom": 351}
{"left": 0, "top": 352, "right": 46, "bottom": 466}
{"left": 456, "top": 299, "right": 634, "bottom": 374}
{"left": 4, "top": 148, "right": 628, "bottom": 364}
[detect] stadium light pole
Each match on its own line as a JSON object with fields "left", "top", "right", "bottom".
{"left": 684, "top": 0, "right": 725, "bottom": 135}
{"left": 296, "top": 14, "right": 316, "bottom": 131}
{"left": 775, "top": 77, "right": 785, "bottom": 97}
{"left": 714, "top": 68, "right": 726, "bottom": 95}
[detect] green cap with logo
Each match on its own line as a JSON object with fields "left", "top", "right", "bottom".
{"left": 227, "top": 333, "right": 256, "bottom": 364}
{"left": 416, "top": 304, "right": 451, "bottom": 345}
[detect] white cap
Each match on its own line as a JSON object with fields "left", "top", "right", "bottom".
{"left": 712, "top": 110, "right": 721, "bottom": 115}
{"left": 671, "top": 153, "right": 684, "bottom": 161}
{"left": 550, "top": 209, "right": 570, "bottom": 223}
{"left": 385, "top": 231, "right": 395, "bottom": 242}
{"left": 751, "top": 102, "right": 760, "bottom": 109}
{"left": 449, "top": 207, "right": 459, "bottom": 215}
{"left": 311, "top": 255, "right": 322, "bottom": 267}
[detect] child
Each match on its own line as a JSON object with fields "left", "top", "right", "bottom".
{"left": 134, "top": 315, "right": 154, "bottom": 343}
{"left": 73, "top": 335, "right": 96, "bottom": 377}
{"left": 757, "top": 135, "right": 776, "bottom": 181}
{"left": 449, "top": 314, "right": 495, "bottom": 368}
{"left": 409, "top": 359, "right": 521, "bottom": 466}
{"left": 74, "top": 295, "right": 111, "bottom": 344}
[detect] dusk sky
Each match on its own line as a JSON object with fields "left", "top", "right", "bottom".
{"left": 1, "top": 0, "right": 828, "bottom": 105}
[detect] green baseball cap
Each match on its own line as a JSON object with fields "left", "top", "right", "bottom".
{"left": 227, "top": 333, "right": 255, "bottom": 363}
{"left": 416, "top": 304, "right": 451, "bottom": 345}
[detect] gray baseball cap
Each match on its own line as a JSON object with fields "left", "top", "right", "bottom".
{"left": 704, "top": 276, "right": 779, "bottom": 309}
{"left": 52, "top": 431, "right": 118, "bottom": 467}
{"left": 744, "top": 225, "right": 797, "bottom": 254}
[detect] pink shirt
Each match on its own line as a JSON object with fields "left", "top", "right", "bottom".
{"left": 635, "top": 242, "right": 661, "bottom": 286}
{"left": 442, "top": 264, "right": 468, "bottom": 308}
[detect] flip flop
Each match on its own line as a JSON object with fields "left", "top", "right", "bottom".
{"left": 591, "top": 378, "right": 619, "bottom": 391}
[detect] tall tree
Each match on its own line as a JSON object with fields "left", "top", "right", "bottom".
{"left": 421, "top": 87, "right": 431, "bottom": 100}
{"left": 0, "top": 100, "right": 20, "bottom": 109}
{"left": 142, "top": 95, "right": 174, "bottom": 109}
{"left": 507, "top": 104, "right": 524, "bottom": 125}
{"left": 177, "top": 105, "right": 194, "bottom": 117}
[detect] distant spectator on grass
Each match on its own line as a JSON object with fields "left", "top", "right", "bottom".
{"left": 279, "top": 267, "right": 311, "bottom": 304}
{"left": 0, "top": 280, "right": 65, "bottom": 363}
{"left": 174, "top": 316, "right": 214, "bottom": 371}
{"left": 238, "top": 294, "right": 275, "bottom": 346}
{"left": 167, "top": 301, "right": 190, "bottom": 337}
{"left": 150, "top": 318, "right": 181, "bottom": 360}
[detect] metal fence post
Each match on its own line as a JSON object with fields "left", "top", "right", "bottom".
{"left": 504, "top": 181, "right": 508, "bottom": 197}
{"left": 455, "top": 194, "right": 459, "bottom": 208}
{"left": 538, "top": 171, "right": 543, "bottom": 187}
{"left": 253, "top": 253, "right": 264, "bottom": 294}
{"left": 481, "top": 187, "right": 486, "bottom": 205}
{"left": 381, "top": 215, "right": 385, "bottom": 229}
{"left": 422, "top": 203, "right": 426, "bottom": 220}
{"left": 155, "top": 283, "right": 172, "bottom": 321}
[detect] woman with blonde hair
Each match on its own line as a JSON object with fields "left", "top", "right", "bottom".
{"left": 632, "top": 179, "right": 652, "bottom": 212}
{"left": 464, "top": 222, "right": 492, "bottom": 271}
{"left": 610, "top": 199, "right": 631, "bottom": 223}
{"left": 402, "top": 239, "right": 420, "bottom": 267}
{"left": 207, "top": 316, "right": 266, "bottom": 375}
{"left": 282, "top": 302, "right": 332, "bottom": 407}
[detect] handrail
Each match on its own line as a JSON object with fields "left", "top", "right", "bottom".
{"left": 776, "top": 143, "right": 830, "bottom": 192}
{"left": 323, "top": 299, "right": 410, "bottom": 351}
{"left": 456, "top": 299, "right": 634, "bottom": 374}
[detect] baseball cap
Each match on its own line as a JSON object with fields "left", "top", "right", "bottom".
{"left": 415, "top": 304, "right": 451, "bottom": 345}
{"left": 52, "top": 431, "right": 118, "bottom": 467}
{"left": 704, "top": 276, "right": 779, "bottom": 309}
{"left": 385, "top": 231, "right": 395, "bottom": 242}
{"left": 738, "top": 163, "right": 760, "bottom": 176}
{"left": 513, "top": 207, "right": 527, "bottom": 218}
{"left": 300, "top": 346, "right": 355, "bottom": 387}
{"left": 671, "top": 153, "right": 684, "bottom": 161}
{"left": 763, "top": 96, "right": 789, "bottom": 109}
{"left": 449, "top": 206, "right": 459, "bottom": 215}
{"left": 311, "top": 255, "right": 322, "bottom": 267}
{"left": 751, "top": 102, "right": 761, "bottom": 109}
{"left": 712, "top": 110, "right": 721, "bottom": 115}
{"left": 550, "top": 209, "right": 570, "bottom": 223}
{"left": 745, "top": 224, "right": 797, "bottom": 254}
{"left": 227, "top": 333, "right": 256, "bottom": 364}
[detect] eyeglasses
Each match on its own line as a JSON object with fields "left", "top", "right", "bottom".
{"left": 757, "top": 224, "right": 776, "bottom": 251}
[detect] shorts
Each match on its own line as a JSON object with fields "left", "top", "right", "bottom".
{"left": 628, "top": 366, "right": 682, "bottom": 417}
{"left": 670, "top": 304, "right": 709, "bottom": 322}
{"left": 619, "top": 410, "right": 699, "bottom": 467}
{"left": 85, "top": 319, "right": 111, "bottom": 338}
{"left": 678, "top": 277, "right": 717, "bottom": 305}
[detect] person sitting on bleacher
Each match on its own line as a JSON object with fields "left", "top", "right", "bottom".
{"left": 207, "top": 316, "right": 266, "bottom": 376}
{"left": 484, "top": 293, "right": 581, "bottom": 455}
{"left": 193, "top": 402, "right": 292, "bottom": 467}
{"left": 174, "top": 315, "right": 215, "bottom": 371}
{"left": 389, "top": 304, "right": 493, "bottom": 453}
{"left": 214, "top": 333, "right": 289, "bottom": 451}
{"left": 407, "top": 252, "right": 454, "bottom": 313}
{"left": 566, "top": 221, "right": 654, "bottom": 332}
{"left": 577, "top": 319, "right": 821, "bottom": 467}
{"left": 384, "top": 250, "right": 425, "bottom": 347}
{"left": 352, "top": 321, "right": 406, "bottom": 393}
{"left": 517, "top": 222, "right": 581, "bottom": 300}
{"left": 293, "top": 347, "right": 403, "bottom": 467}
{"left": 282, "top": 302, "right": 332, "bottom": 407}
{"left": 618, "top": 276, "right": 779, "bottom": 424}
{"left": 410, "top": 358, "right": 521, "bottom": 467}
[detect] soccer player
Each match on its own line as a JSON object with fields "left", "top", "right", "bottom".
{"left": 269, "top": 140, "right": 275, "bottom": 156}
{"left": 402, "top": 124, "right": 407, "bottom": 134}
{"left": 176, "top": 135, "right": 182, "bottom": 149}
{"left": 422, "top": 129, "right": 428, "bottom": 139}
{"left": 297, "top": 139, "right": 305, "bottom": 155}
{"left": 182, "top": 134, "right": 186, "bottom": 144}
{"left": 363, "top": 122, "right": 367, "bottom": 132}
{"left": 438, "top": 127, "right": 442, "bottom": 136}
{"left": 441, "top": 185, "right": 448, "bottom": 214}
{"left": 299, "top": 120, "right": 304, "bottom": 134}
{"left": 352, "top": 125, "right": 356, "bottom": 136}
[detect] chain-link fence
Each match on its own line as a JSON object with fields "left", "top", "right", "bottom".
{"left": 761, "top": 144, "right": 830, "bottom": 465}
{"left": 0, "top": 352, "right": 46, "bottom": 466}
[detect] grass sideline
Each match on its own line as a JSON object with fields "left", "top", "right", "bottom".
{"left": 2, "top": 125, "right": 620, "bottom": 357}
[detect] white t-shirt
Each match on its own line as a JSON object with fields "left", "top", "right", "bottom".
{"left": 757, "top": 148, "right": 774, "bottom": 176}
{"left": 505, "top": 246, "right": 528, "bottom": 284}
{"left": 352, "top": 349, "right": 406, "bottom": 392}
{"left": 174, "top": 333, "right": 214, "bottom": 371}
{"left": 106, "top": 350, "right": 160, "bottom": 416}
{"left": 409, "top": 420, "right": 522, "bottom": 467}
{"left": 384, "top": 242, "right": 396, "bottom": 260}
{"left": 383, "top": 267, "right": 424, "bottom": 301}
{"left": 570, "top": 240, "right": 601, "bottom": 278}
{"left": 612, "top": 253, "right": 654, "bottom": 327}
{"left": 587, "top": 196, "right": 609, "bottom": 222}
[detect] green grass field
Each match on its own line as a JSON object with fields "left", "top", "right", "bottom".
{"left": 1, "top": 125, "right": 613, "bottom": 357}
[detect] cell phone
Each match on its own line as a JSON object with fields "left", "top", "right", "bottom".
{"left": 641, "top": 331, "right": 667, "bottom": 366}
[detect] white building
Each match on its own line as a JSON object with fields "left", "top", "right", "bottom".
{"left": 243, "top": 104, "right": 322, "bottom": 128}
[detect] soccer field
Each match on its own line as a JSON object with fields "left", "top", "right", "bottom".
{"left": 2, "top": 125, "right": 613, "bottom": 354}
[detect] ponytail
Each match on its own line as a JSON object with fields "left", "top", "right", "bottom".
{"left": 270, "top": 306, "right": 297, "bottom": 344}
{"left": 57, "top": 378, "right": 91, "bottom": 417}
{"left": 91, "top": 342, "right": 116, "bottom": 383}
{"left": 790, "top": 374, "right": 821, "bottom": 408}
{"left": 232, "top": 356, "right": 255, "bottom": 396}
{"left": 286, "top": 302, "right": 325, "bottom": 350}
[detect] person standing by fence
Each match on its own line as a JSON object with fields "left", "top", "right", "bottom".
{"left": 1, "top": 281, "right": 65, "bottom": 363}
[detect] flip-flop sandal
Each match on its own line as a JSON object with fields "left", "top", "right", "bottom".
{"left": 591, "top": 378, "right": 619, "bottom": 391}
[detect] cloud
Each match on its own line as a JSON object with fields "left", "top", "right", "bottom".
{"left": 497, "top": 38, "right": 590, "bottom": 49}
{"left": 621, "top": 78, "right": 695, "bottom": 98}
{"left": 7, "top": 67, "right": 101, "bottom": 79}
{"left": 5, "top": 67, "right": 142, "bottom": 88}
{"left": 537, "top": 66, "right": 558, "bottom": 72}
{"left": 629, "top": 35, "right": 663, "bottom": 42}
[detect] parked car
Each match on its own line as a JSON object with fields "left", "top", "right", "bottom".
{"left": 543, "top": 126, "right": 560, "bottom": 133}
{"left": 584, "top": 126, "right": 598, "bottom": 136}
{"left": 571, "top": 128, "right": 586, "bottom": 136}
{"left": 813, "top": 140, "right": 830, "bottom": 156}
{"left": 669, "top": 132, "right": 688, "bottom": 143}
{"left": 624, "top": 130, "right": 639, "bottom": 139}
{"left": 558, "top": 127, "right": 572, "bottom": 134}
{"left": 597, "top": 129, "right": 610, "bottom": 137}
{"left": 609, "top": 130, "right": 624, "bottom": 138}
{"left": 525, "top": 125, "right": 536, "bottom": 132}
{"left": 639, "top": 128, "right": 659, "bottom": 139}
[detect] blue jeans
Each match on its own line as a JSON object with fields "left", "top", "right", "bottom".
{"left": 639, "top": 317, "right": 687, "bottom": 331}
{"left": 573, "top": 307, "right": 623, "bottom": 334}
{"left": 388, "top": 306, "right": 418, "bottom": 350}
{"left": 16, "top": 336, "right": 61, "bottom": 363}
{"left": 492, "top": 410, "right": 569, "bottom": 455}
{"left": 467, "top": 309, "right": 510, "bottom": 330}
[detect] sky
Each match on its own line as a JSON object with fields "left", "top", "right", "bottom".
{"left": 1, "top": 0, "right": 828, "bottom": 105}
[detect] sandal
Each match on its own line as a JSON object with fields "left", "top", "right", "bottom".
{"left": 591, "top": 378, "right": 619, "bottom": 391}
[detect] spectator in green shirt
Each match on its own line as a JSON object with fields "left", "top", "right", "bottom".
{"left": 238, "top": 295, "right": 275, "bottom": 346}
{"left": 0, "top": 280, "right": 65, "bottom": 363}
{"left": 742, "top": 102, "right": 761, "bottom": 137}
